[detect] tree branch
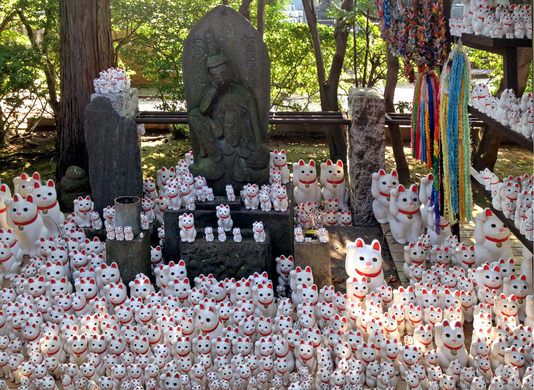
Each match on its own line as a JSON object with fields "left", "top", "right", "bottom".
{"left": 239, "top": 0, "right": 253, "bottom": 21}
{"left": 302, "top": 0, "right": 326, "bottom": 87}
{"left": 327, "top": 0, "right": 354, "bottom": 87}
{"left": 0, "top": 10, "right": 15, "bottom": 34}
{"left": 257, "top": 0, "right": 266, "bottom": 38}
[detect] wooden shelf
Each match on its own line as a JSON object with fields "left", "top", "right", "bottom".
{"left": 470, "top": 168, "right": 533, "bottom": 252}
{"left": 468, "top": 106, "right": 532, "bottom": 149}
{"left": 460, "top": 33, "right": 532, "bottom": 53}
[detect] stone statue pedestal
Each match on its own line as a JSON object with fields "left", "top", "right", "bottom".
{"left": 294, "top": 240, "right": 332, "bottom": 289}
{"left": 84, "top": 89, "right": 143, "bottom": 213}
{"left": 164, "top": 185, "right": 293, "bottom": 281}
{"left": 179, "top": 229, "right": 271, "bottom": 282}
{"left": 348, "top": 88, "right": 385, "bottom": 225}
{"left": 105, "top": 227, "right": 151, "bottom": 286}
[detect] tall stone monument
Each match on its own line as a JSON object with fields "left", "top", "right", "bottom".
{"left": 182, "top": 5, "right": 270, "bottom": 194}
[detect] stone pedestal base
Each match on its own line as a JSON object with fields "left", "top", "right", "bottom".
{"left": 106, "top": 229, "right": 151, "bottom": 286}
{"left": 348, "top": 88, "right": 385, "bottom": 225}
{"left": 84, "top": 89, "right": 143, "bottom": 213}
{"left": 294, "top": 241, "right": 332, "bottom": 289}
{"left": 179, "top": 229, "right": 271, "bottom": 281}
{"left": 164, "top": 188, "right": 293, "bottom": 280}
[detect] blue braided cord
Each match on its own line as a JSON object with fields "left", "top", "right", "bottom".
{"left": 447, "top": 50, "right": 464, "bottom": 215}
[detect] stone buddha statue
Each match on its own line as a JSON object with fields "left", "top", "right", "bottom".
{"left": 188, "top": 31, "right": 270, "bottom": 193}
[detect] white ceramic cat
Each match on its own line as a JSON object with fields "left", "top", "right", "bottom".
{"left": 4, "top": 194, "right": 49, "bottom": 257}
{"left": 419, "top": 173, "right": 434, "bottom": 227}
{"left": 0, "top": 184, "right": 12, "bottom": 230}
{"left": 371, "top": 169, "right": 398, "bottom": 224}
{"left": 73, "top": 196, "right": 93, "bottom": 228}
{"left": 270, "top": 149, "right": 290, "bottom": 184}
{"left": 272, "top": 185, "right": 289, "bottom": 212}
{"left": 320, "top": 159, "right": 348, "bottom": 210}
{"left": 232, "top": 227, "right": 242, "bottom": 243}
{"left": 253, "top": 221, "right": 266, "bottom": 243}
{"left": 179, "top": 213, "right": 196, "bottom": 243}
{"left": 389, "top": 184, "right": 422, "bottom": 244}
{"left": 434, "top": 320, "right": 469, "bottom": 370}
{"left": 243, "top": 184, "right": 260, "bottom": 210}
{"left": 13, "top": 172, "right": 40, "bottom": 198}
{"left": 474, "top": 208, "right": 513, "bottom": 264}
{"left": 293, "top": 160, "right": 321, "bottom": 205}
{"left": 30, "top": 180, "right": 64, "bottom": 227}
{"left": 216, "top": 204, "right": 233, "bottom": 232}
{"left": 345, "top": 238, "right": 386, "bottom": 292}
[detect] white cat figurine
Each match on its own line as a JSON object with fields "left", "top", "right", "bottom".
{"left": 30, "top": 180, "right": 64, "bottom": 227}
{"left": 73, "top": 196, "right": 93, "bottom": 228}
{"left": 270, "top": 149, "right": 290, "bottom": 184}
{"left": 253, "top": 221, "right": 266, "bottom": 243}
{"left": 5, "top": 194, "right": 50, "bottom": 257}
{"left": 389, "top": 184, "right": 422, "bottom": 244}
{"left": 0, "top": 184, "right": 12, "bottom": 229}
{"left": 345, "top": 238, "right": 386, "bottom": 291}
{"left": 371, "top": 169, "right": 398, "bottom": 224}
{"left": 474, "top": 208, "right": 513, "bottom": 264}
{"left": 179, "top": 213, "right": 196, "bottom": 243}
{"left": 320, "top": 159, "right": 348, "bottom": 210}
{"left": 293, "top": 159, "right": 321, "bottom": 205}
{"left": 216, "top": 204, "right": 233, "bottom": 232}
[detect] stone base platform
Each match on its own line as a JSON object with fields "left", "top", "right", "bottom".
{"left": 164, "top": 195, "right": 294, "bottom": 276}
{"left": 179, "top": 229, "right": 272, "bottom": 281}
{"left": 106, "top": 228, "right": 151, "bottom": 286}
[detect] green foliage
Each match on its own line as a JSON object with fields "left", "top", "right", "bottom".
{"left": 466, "top": 48, "right": 503, "bottom": 93}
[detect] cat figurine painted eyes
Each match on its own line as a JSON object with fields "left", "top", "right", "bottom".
{"left": 474, "top": 208, "right": 513, "bottom": 264}
{"left": 5, "top": 194, "right": 49, "bottom": 257}
{"left": 345, "top": 238, "right": 385, "bottom": 292}
{"left": 320, "top": 159, "right": 348, "bottom": 210}
{"left": 293, "top": 159, "right": 321, "bottom": 205}
{"left": 371, "top": 169, "right": 398, "bottom": 223}
{"left": 388, "top": 184, "right": 422, "bottom": 244}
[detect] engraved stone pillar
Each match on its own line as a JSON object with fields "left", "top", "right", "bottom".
{"left": 348, "top": 88, "right": 385, "bottom": 225}
{"left": 84, "top": 89, "right": 143, "bottom": 213}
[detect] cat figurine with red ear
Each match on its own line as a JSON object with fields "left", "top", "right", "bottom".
{"left": 4, "top": 194, "right": 49, "bottom": 257}
{"left": 320, "top": 159, "right": 348, "bottom": 210}
{"left": 269, "top": 149, "right": 290, "bottom": 184}
{"left": 30, "top": 180, "right": 64, "bottom": 227}
{"left": 389, "top": 184, "right": 422, "bottom": 244}
{"left": 13, "top": 172, "right": 41, "bottom": 198}
{"left": 345, "top": 238, "right": 386, "bottom": 291}
{"left": 293, "top": 159, "right": 321, "bottom": 205}
{"left": 73, "top": 196, "right": 93, "bottom": 228}
{"left": 474, "top": 208, "right": 513, "bottom": 264}
{"left": 0, "top": 184, "right": 12, "bottom": 229}
{"left": 371, "top": 169, "right": 399, "bottom": 223}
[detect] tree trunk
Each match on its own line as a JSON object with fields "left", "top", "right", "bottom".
{"left": 384, "top": 46, "right": 410, "bottom": 184}
{"left": 257, "top": 0, "right": 266, "bottom": 38}
{"left": 56, "top": 0, "right": 114, "bottom": 181}
{"left": 239, "top": 0, "right": 253, "bottom": 21}
{"left": 473, "top": 47, "right": 532, "bottom": 171}
{"left": 302, "top": 0, "right": 353, "bottom": 163}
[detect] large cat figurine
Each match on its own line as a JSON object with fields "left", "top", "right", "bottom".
{"left": 419, "top": 173, "right": 434, "bottom": 228}
{"left": 4, "top": 194, "right": 49, "bottom": 257}
{"left": 345, "top": 238, "right": 386, "bottom": 292}
{"left": 293, "top": 159, "right": 321, "bottom": 205}
{"left": 0, "top": 183, "right": 12, "bottom": 229}
{"left": 371, "top": 169, "right": 398, "bottom": 224}
{"left": 389, "top": 184, "right": 422, "bottom": 244}
{"left": 474, "top": 208, "right": 513, "bottom": 264}
{"left": 320, "top": 159, "right": 348, "bottom": 210}
{"left": 13, "top": 172, "right": 41, "bottom": 198}
{"left": 30, "top": 180, "right": 64, "bottom": 227}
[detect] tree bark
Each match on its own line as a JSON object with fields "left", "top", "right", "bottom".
{"left": 257, "top": 0, "right": 266, "bottom": 38}
{"left": 239, "top": 0, "right": 253, "bottom": 21}
{"left": 473, "top": 48, "right": 532, "bottom": 171}
{"left": 56, "top": 0, "right": 114, "bottom": 181}
{"left": 384, "top": 46, "right": 410, "bottom": 184}
{"left": 302, "top": 0, "right": 354, "bottom": 163}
